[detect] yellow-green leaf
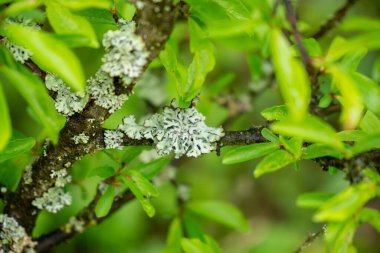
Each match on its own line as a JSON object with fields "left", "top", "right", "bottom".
{"left": 0, "top": 84, "right": 11, "bottom": 151}
{"left": 222, "top": 142, "right": 279, "bottom": 164}
{"left": 270, "top": 28, "right": 310, "bottom": 121}
{"left": 3, "top": 23, "right": 86, "bottom": 92}
{"left": 254, "top": 150, "right": 295, "bottom": 178}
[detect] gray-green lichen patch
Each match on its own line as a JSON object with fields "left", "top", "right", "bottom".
{"left": 0, "top": 214, "right": 36, "bottom": 253}
{"left": 101, "top": 20, "right": 149, "bottom": 85}
{"left": 104, "top": 130, "right": 124, "bottom": 150}
{"left": 118, "top": 103, "right": 224, "bottom": 158}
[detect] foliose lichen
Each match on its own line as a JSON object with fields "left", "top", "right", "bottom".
{"left": 87, "top": 70, "right": 128, "bottom": 113}
{"left": 62, "top": 217, "right": 85, "bottom": 234}
{"left": 0, "top": 214, "right": 36, "bottom": 253}
{"left": 45, "top": 74, "right": 88, "bottom": 116}
{"left": 72, "top": 132, "right": 90, "bottom": 145}
{"left": 104, "top": 130, "right": 124, "bottom": 150}
{"left": 118, "top": 103, "right": 224, "bottom": 158}
{"left": 101, "top": 21, "right": 149, "bottom": 85}
{"left": 2, "top": 16, "right": 40, "bottom": 63}
{"left": 31, "top": 187, "right": 72, "bottom": 213}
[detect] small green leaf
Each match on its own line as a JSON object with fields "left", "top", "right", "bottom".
{"left": 136, "top": 157, "right": 170, "bottom": 179}
{"left": 261, "top": 128, "right": 281, "bottom": 144}
{"left": 301, "top": 38, "right": 322, "bottom": 57}
{"left": 325, "top": 220, "right": 357, "bottom": 253}
{"left": 88, "top": 166, "right": 115, "bottom": 178}
{"left": 271, "top": 115, "right": 344, "bottom": 150}
{"left": 328, "top": 65, "right": 363, "bottom": 129}
{"left": 341, "top": 16, "right": 380, "bottom": 31}
{"left": 121, "top": 177, "right": 156, "bottom": 217}
{"left": 76, "top": 8, "right": 117, "bottom": 25}
{"left": 222, "top": 142, "right": 279, "bottom": 164}
{"left": 0, "top": 65, "right": 65, "bottom": 144}
{"left": 0, "top": 137, "right": 35, "bottom": 163}
{"left": 182, "top": 214, "right": 206, "bottom": 240}
{"left": 302, "top": 144, "right": 343, "bottom": 160}
{"left": 209, "top": 0, "right": 250, "bottom": 20}
{"left": 0, "top": 84, "right": 11, "bottom": 151}
{"left": 3, "top": 23, "right": 86, "bottom": 92}
{"left": 352, "top": 73, "right": 380, "bottom": 116}
{"left": 186, "top": 200, "right": 249, "bottom": 231}
{"left": 261, "top": 105, "right": 288, "bottom": 121}
{"left": 349, "top": 133, "right": 380, "bottom": 156}
{"left": 280, "top": 136, "right": 302, "bottom": 158}
{"left": 46, "top": 1, "right": 99, "bottom": 48}
{"left": 95, "top": 185, "right": 115, "bottom": 218}
{"left": 127, "top": 170, "right": 159, "bottom": 198}
{"left": 163, "top": 218, "right": 183, "bottom": 253}
{"left": 337, "top": 130, "right": 367, "bottom": 142}
{"left": 360, "top": 110, "right": 380, "bottom": 134}
{"left": 314, "top": 181, "right": 377, "bottom": 222}
{"left": 181, "top": 238, "right": 213, "bottom": 253}
{"left": 55, "top": 0, "right": 111, "bottom": 10}
{"left": 254, "top": 150, "right": 295, "bottom": 178}
{"left": 270, "top": 28, "right": 310, "bottom": 121}
{"left": 296, "top": 192, "right": 334, "bottom": 209}
{"left": 359, "top": 208, "right": 380, "bottom": 233}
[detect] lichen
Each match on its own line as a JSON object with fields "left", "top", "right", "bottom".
{"left": 72, "top": 132, "right": 90, "bottom": 144}
{"left": 118, "top": 103, "right": 224, "bottom": 158}
{"left": 87, "top": 70, "right": 128, "bottom": 113}
{"left": 101, "top": 20, "right": 149, "bottom": 84}
{"left": 45, "top": 74, "right": 88, "bottom": 116}
{"left": 104, "top": 130, "right": 124, "bottom": 150}
{"left": 0, "top": 214, "right": 36, "bottom": 253}
{"left": 50, "top": 169, "right": 72, "bottom": 188}
{"left": 2, "top": 16, "right": 40, "bottom": 63}
{"left": 31, "top": 187, "right": 72, "bottom": 213}
{"left": 62, "top": 217, "right": 85, "bottom": 233}
{"left": 23, "top": 165, "right": 33, "bottom": 185}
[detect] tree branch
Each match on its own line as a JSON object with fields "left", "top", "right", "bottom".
{"left": 4, "top": 0, "right": 177, "bottom": 234}
{"left": 312, "top": 0, "right": 359, "bottom": 39}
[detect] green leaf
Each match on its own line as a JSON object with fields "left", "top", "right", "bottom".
{"left": 301, "top": 38, "right": 322, "bottom": 57}
{"left": 271, "top": 115, "right": 344, "bottom": 150}
{"left": 127, "top": 170, "right": 159, "bottom": 198}
{"left": 352, "top": 73, "right": 380, "bottom": 116}
{"left": 261, "top": 105, "right": 288, "bottom": 121}
{"left": 88, "top": 166, "right": 115, "bottom": 178}
{"left": 0, "top": 84, "right": 11, "bottom": 151}
{"left": 360, "top": 110, "right": 380, "bottom": 134}
{"left": 337, "top": 130, "right": 367, "bottom": 142}
{"left": 0, "top": 137, "right": 35, "bottom": 163}
{"left": 261, "top": 128, "right": 281, "bottom": 144}
{"left": 270, "top": 28, "right": 310, "bottom": 121}
{"left": 136, "top": 157, "right": 171, "bottom": 179}
{"left": 181, "top": 238, "right": 213, "bottom": 253}
{"left": 0, "top": 65, "right": 65, "bottom": 144}
{"left": 280, "top": 136, "right": 302, "bottom": 158}
{"left": 302, "top": 144, "right": 343, "bottom": 160}
{"left": 326, "top": 220, "right": 357, "bottom": 253}
{"left": 184, "top": 18, "right": 215, "bottom": 101}
{"left": 182, "top": 214, "right": 206, "bottom": 240}
{"left": 3, "top": 23, "right": 86, "bottom": 92}
{"left": 254, "top": 150, "right": 295, "bottom": 178}
{"left": 222, "top": 142, "right": 279, "bottom": 164}
{"left": 186, "top": 200, "right": 249, "bottom": 231}
{"left": 328, "top": 65, "right": 363, "bottom": 129}
{"left": 341, "top": 16, "right": 380, "bottom": 31}
{"left": 95, "top": 185, "right": 115, "bottom": 218}
{"left": 359, "top": 208, "right": 380, "bottom": 233}
{"left": 341, "top": 48, "right": 367, "bottom": 71}
{"left": 314, "top": 181, "right": 377, "bottom": 222}
{"left": 75, "top": 8, "right": 117, "bottom": 25}
{"left": 163, "top": 218, "right": 183, "bottom": 253}
{"left": 121, "top": 176, "right": 156, "bottom": 217}
{"left": 296, "top": 192, "right": 334, "bottom": 209}
{"left": 55, "top": 0, "right": 112, "bottom": 10}
{"left": 46, "top": 1, "right": 99, "bottom": 48}
{"left": 209, "top": 0, "right": 250, "bottom": 20}
{"left": 349, "top": 133, "right": 380, "bottom": 156}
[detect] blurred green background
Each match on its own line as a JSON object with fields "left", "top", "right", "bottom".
{"left": 2, "top": 0, "right": 380, "bottom": 252}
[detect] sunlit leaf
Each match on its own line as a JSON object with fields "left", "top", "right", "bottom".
{"left": 360, "top": 110, "right": 380, "bottom": 134}
{"left": 270, "top": 28, "right": 310, "bottom": 121}
{"left": 0, "top": 137, "right": 35, "bottom": 163}
{"left": 163, "top": 218, "right": 183, "bottom": 253}
{"left": 3, "top": 23, "right": 86, "bottom": 92}
{"left": 0, "top": 84, "right": 11, "bottom": 151}
{"left": 222, "top": 142, "right": 279, "bottom": 164}
{"left": 261, "top": 105, "right": 288, "bottom": 121}
{"left": 254, "top": 150, "right": 295, "bottom": 178}
{"left": 296, "top": 192, "right": 334, "bottom": 209}
{"left": 95, "top": 185, "right": 115, "bottom": 218}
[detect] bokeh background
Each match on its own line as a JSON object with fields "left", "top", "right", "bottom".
{"left": 2, "top": 0, "right": 380, "bottom": 252}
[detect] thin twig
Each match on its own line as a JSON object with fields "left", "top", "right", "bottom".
{"left": 283, "top": 0, "right": 314, "bottom": 77}
{"left": 294, "top": 225, "right": 326, "bottom": 253}
{"left": 313, "top": 0, "right": 359, "bottom": 39}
